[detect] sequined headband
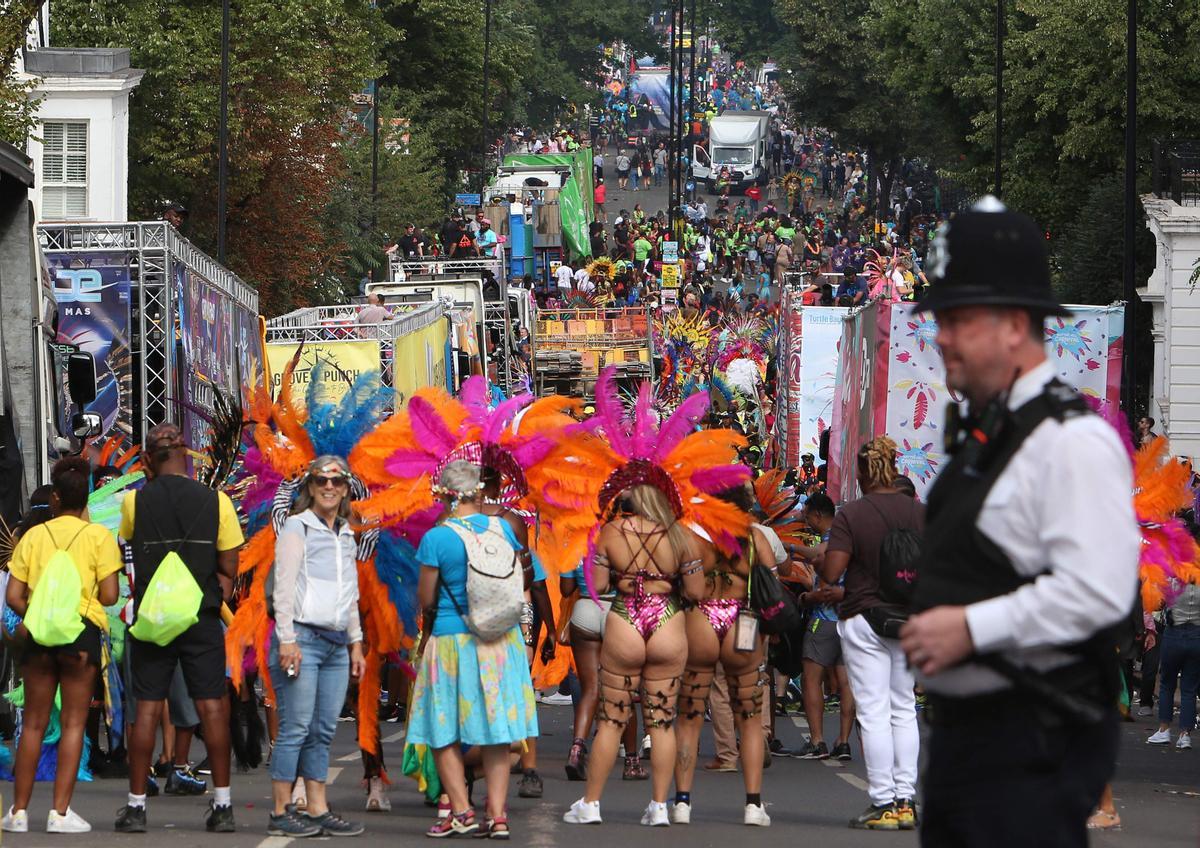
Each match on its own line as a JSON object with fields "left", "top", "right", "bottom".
{"left": 597, "top": 460, "right": 684, "bottom": 519}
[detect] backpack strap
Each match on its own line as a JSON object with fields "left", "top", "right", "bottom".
{"left": 140, "top": 484, "right": 214, "bottom": 554}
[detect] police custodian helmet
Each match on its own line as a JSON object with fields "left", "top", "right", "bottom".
{"left": 916, "top": 196, "right": 1070, "bottom": 317}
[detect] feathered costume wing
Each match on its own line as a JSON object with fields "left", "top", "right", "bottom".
{"left": 752, "top": 469, "right": 812, "bottom": 552}
{"left": 527, "top": 367, "right": 753, "bottom": 601}
{"left": 1132, "top": 437, "right": 1200, "bottom": 611}
{"left": 224, "top": 354, "right": 400, "bottom": 759}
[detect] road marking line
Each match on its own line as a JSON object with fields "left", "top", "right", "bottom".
{"left": 327, "top": 766, "right": 342, "bottom": 784}
{"left": 338, "top": 727, "right": 405, "bottom": 761}
{"left": 255, "top": 838, "right": 293, "bottom": 848}
{"left": 838, "top": 772, "right": 869, "bottom": 792}
{"left": 821, "top": 759, "right": 841, "bottom": 768}
{"left": 790, "top": 716, "right": 810, "bottom": 730}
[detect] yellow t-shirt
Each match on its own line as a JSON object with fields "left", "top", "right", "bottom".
{"left": 9, "top": 515, "right": 123, "bottom": 631}
{"left": 118, "top": 489, "right": 244, "bottom": 552}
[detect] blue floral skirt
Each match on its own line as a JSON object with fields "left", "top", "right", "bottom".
{"left": 406, "top": 627, "right": 538, "bottom": 749}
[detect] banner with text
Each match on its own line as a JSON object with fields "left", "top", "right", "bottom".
{"left": 267, "top": 341, "right": 382, "bottom": 409}
{"left": 47, "top": 252, "right": 133, "bottom": 451}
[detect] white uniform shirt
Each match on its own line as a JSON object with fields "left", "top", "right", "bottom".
{"left": 919, "top": 360, "right": 1140, "bottom": 696}
{"left": 555, "top": 264, "right": 574, "bottom": 291}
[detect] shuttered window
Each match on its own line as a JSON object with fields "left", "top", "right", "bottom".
{"left": 41, "top": 121, "right": 88, "bottom": 219}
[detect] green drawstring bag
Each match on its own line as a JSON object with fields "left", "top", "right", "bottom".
{"left": 128, "top": 551, "right": 203, "bottom": 647}
{"left": 24, "top": 526, "right": 87, "bottom": 647}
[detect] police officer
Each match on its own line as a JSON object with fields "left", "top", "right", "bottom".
{"left": 898, "top": 198, "right": 1139, "bottom": 846}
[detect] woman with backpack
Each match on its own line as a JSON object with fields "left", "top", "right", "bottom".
{"left": 672, "top": 485, "right": 776, "bottom": 828}
{"left": 3, "top": 457, "right": 121, "bottom": 834}
{"left": 819, "top": 436, "right": 924, "bottom": 831}
{"left": 409, "top": 460, "right": 538, "bottom": 839}
{"left": 267, "top": 455, "right": 366, "bottom": 839}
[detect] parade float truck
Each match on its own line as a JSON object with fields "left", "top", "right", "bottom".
{"left": 531, "top": 304, "right": 654, "bottom": 402}
{"left": 0, "top": 140, "right": 262, "bottom": 514}
{"left": 691, "top": 110, "right": 771, "bottom": 193}
{"left": 265, "top": 297, "right": 454, "bottom": 411}
{"left": 28, "top": 216, "right": 261, "bottom": 488}
{"left": 373, "top": 257, "right": 524, "bottom": 395}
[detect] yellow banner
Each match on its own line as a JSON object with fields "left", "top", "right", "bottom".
{"left": 266, "top": 341, "right": 381, "bottom": 408}
{"left": 394, "top": 319, "right": 450, "bottom": 407}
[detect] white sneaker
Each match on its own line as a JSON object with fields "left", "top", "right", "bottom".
{"left": 671, "top": 801, "right": 691, "bottom": 824}
{"left": 47, "top": 808, "right": 91, "bottom": 833}
{"left": 1137, "top": 705, "right": 1154, "bottom": 717}
{"left": 640, "top": 801, "right": 670, "bottom": 827}
{"left": 365, "top": 776, "right": 391, "bottom": 812}
{"left": 2, "top": 808, "right": 28, "bottom": 833}
{"left": 540, "top": 692, "right": 573, "bottom": 706}
{"left": 1177, "top": 733, "right": 1192, "bottom": 750}
{"left": 563, "top": 798, "right": 602, "bottom": 824}
{"left": 641, "top": 734, "right": 652, "bottom": 758}
{"left": 744, "top": 803, "right": 771, "bottom": 827}
{"left": 1147, "top": 728, "right": 1172, "bottom": 745}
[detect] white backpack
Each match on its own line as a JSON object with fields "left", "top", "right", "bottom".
{"left": 445, "top": 517, "right": 525, "bottom": 643}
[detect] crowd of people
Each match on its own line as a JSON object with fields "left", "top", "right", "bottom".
{"left": 0, "top": 37, "right": 1194, "bottom": 848}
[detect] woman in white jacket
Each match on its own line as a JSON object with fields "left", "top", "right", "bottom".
{"left": 267, "top": 456, "right": 366, "bottom": 839}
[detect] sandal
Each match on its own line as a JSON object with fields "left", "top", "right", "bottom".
{"left": 622, "top": 754, "right": 649, "bottom": 781}
{"left": 427, "top": 809, "right": 477, "bottom": 838}
{"left": 473, "top": 815, "right": 510, "bottom": 840}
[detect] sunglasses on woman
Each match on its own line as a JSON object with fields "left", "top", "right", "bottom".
{"left": 311, "top": 475, "right": 349, "bottom": 489}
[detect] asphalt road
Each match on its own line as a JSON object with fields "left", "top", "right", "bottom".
{"left": 4, "top": 700, "right": 1198, "bottom": 846}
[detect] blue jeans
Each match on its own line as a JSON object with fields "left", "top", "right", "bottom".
{"left": 268, "top": 627, "right": 350, "bottom": 783}
{"left": 654, "top": 164, "right": 664, "bottom": 186}
{"left": 1157, "top": 623, "right": 1200, "bottom": 731}
{"left": 630, "top": 169, "right": 640, "bottom": 190}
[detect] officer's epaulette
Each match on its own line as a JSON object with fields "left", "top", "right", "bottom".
{"left": 1040, "top": 378, "right": 1091, "bottom": 422}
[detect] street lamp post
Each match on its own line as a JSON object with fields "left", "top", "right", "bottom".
{"left": 1122, "top": 0, "right": 1137, "bottom": 415}
{"left": 994, "top": 0, "right": 1003, "bottom": 197}
{"left": 480, "top": 0, "right": 493, "bottom": 196}
{"left": 216, "top": 0, "right": 230, "bottom": 262}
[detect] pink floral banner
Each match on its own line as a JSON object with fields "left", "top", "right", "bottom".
{"left": 882, "top": 303, "right": 1125, "bottom": 498}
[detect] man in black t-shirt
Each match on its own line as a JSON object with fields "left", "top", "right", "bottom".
{"left": 397, "top": 223, "right": 423, "bottom": 259}
{"left": 449, "top": 221, "right": 480, "bottom": 258}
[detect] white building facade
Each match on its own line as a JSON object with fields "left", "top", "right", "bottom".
{"left": 1142, "top": 172, "right": 1200, "bottom": 459}
{"left": 19, "top": 48, "right": 144, "bottom": 223}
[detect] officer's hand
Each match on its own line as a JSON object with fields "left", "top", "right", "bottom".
{"left": 899, "top": 606, "right": 973, "bottom": 677}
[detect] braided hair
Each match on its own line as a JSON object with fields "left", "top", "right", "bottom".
{"left": 857, "top": 436, "right": 899, "bottom": 492}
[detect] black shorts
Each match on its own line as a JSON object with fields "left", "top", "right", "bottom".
{"left": 128, "top": 611, "right": 227, "bottom": 702}
{"left": 23, "top": 618, "right": 102, "bottom": 666}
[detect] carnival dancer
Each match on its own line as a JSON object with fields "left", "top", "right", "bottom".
{"left": 266, "top": 456, "right": 367, "bottom": 838}
{"left": 351, "top": 375, "right": 576, "bottom": 830}
{"left": 531, "top": 370, "right": 751, "bottom": 826}
{"left": 672, "top": 484, "right": 775, "bottom": 827}
{"left": 226, "top": 360, "right": 399, "bottom": 818}
{"left": 897, "top": 199, "right": 1140, "bottom": 846}
{"left": 560, "top": 562, "right": 650, "bottom": 782}
{"left": 408, "top": 461, "right": 539, "bottom": 839}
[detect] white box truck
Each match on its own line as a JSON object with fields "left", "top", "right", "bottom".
{"left": 691, "top": 110, "right": 771, "bottom": 193}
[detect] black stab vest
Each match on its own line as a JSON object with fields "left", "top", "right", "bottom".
{"left": 914, "top": 379, "right": 1120, "bottom": 705}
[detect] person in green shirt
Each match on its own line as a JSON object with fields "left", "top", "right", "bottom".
{"left": 733, "top": 200, "right": 750, "bottom": 224}
{"left": 633, "top": 233, "right": 653, "bottom": 271}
